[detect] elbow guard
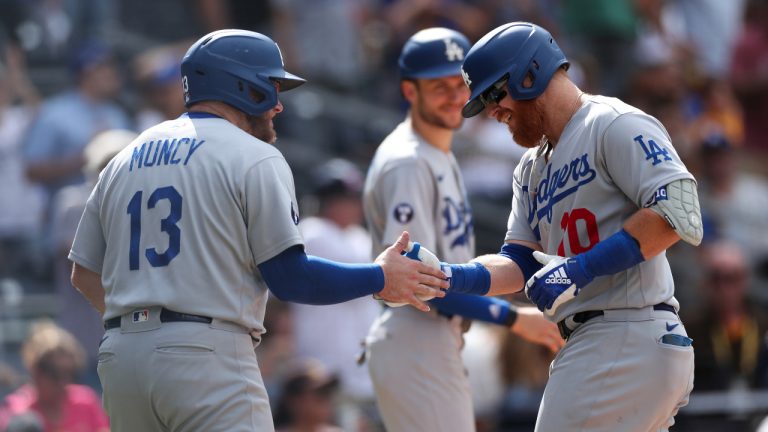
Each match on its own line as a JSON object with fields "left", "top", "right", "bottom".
{"left": 646, "top": 178, "right": 703, "bottom": 246}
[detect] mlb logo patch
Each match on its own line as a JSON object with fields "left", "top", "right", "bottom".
{"left": 132, "top": 309, "right": 150, "bottom": 323}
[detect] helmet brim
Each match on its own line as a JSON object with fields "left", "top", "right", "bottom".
{"left": 272, "top": 70, "right": 306, "bottom": 92}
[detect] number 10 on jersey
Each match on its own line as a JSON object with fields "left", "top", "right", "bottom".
{"left": 557, "top": 208, "right": 599, "bottom": 256}
{"left": 127, "top": 186, "right": 183, "bottom": 270}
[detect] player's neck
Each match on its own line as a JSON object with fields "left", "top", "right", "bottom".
{"left": 410, "top": 113, "right": 453, "bottom": 153}
{"left": 189, "top": 101, "right": 248, "bottom": 130}
{"left": 543, "top": 75, "right": 583, "bottom": 147}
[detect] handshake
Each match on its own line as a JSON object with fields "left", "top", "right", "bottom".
{"left": 380, "top": 233, "right": 592, "bottom": 318}
{"left": 373, "top": 232, "right": 449, "bottom": 312}
{"left": 383, "top": 240, "right": 447, "bottom": 308}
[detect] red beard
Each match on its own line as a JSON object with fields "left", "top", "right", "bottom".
{"left": 507, "top": 98, "right": 546, "bottom": 149}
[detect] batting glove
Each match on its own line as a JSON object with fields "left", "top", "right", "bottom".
{"left": 384, "top": 242, "right": 444, "bottom": 307}
{"left": 524, "top": 251, "right": 593, "bottom": 318}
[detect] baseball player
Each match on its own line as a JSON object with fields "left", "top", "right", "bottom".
{"left": 429, "top": 22, "right": 701, "bottom": 431}
{"left": 67, "top": 30, "right": 447, "bottom": 432}
{"left": 363, "top": 28, "right": 564, "bottom": 432}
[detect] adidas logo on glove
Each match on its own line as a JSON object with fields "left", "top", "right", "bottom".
{"left": 545, "top": 268, "right": 572, "bottom": 285}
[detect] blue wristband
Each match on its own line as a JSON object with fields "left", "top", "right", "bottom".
{"left": 498, "top": 243, "right": 543, "bottom": 281}
{"left": 574, "top": 229, "right": 645, "bottom": 280}
{"left": 445, "top": 262, "right": 490, "bottom": 296}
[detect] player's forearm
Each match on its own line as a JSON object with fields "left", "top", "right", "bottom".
{"left": 429, "top": 291, "right": 517, "bottom": 326}
{"left": 259, "top": 245, "right": 383, "bottom": 305}
{"left": 70, "top": 263, "right": 106, "bottom": 315}
{"left": 623, "top": 208, "right": 681, "bottom": 260}
{"left": 471, "top": 254, "right": 527, "bottom": 296}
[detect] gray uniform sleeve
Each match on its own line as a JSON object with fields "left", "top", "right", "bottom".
{"left": 505, "top": 159, "right": 538, "bottom": 243}
{"left": 600, "top": 113, "right": 694, "bottom": 207}
{"left": 244, "top": 156, "right": 304, "bottom": 265}
{"left": 68, "top": 183, "right": 106, "bottom": 273}
{"left": 377, "top": 159, "right": 437, "bottom": 249}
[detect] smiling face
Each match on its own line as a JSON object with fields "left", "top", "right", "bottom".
{"left": 481, "top": 72, "right": 547, "bottom": 148}
{"left": 403, "top": 75, "right": 470, "bottom": 131}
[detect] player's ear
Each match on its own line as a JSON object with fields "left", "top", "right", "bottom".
{"left": 401, "top": 80, "right": 418, "bottom": 104}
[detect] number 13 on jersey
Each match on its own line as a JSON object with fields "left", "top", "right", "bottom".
{"left": 126, "top": 186, "right": 183, "bottom": 270}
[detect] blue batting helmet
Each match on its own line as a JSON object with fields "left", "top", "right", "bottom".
{"left": 181, "top": 29, "right": 306, "bottom": 116}
{"left": 461, "top": 22, "right": 569, "bottom": 118}
{"left": 399, "top": 28, "right": 471, "bottom": 79}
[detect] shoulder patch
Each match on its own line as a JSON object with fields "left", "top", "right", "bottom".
{"left": 291, "top": 202, "right": 300, "bottom": 225}
{"left": 393, "top": 203, "right": 415, "bottom": 224}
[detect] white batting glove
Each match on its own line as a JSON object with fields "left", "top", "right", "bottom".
{"left": 384, "top": 242, "right": 443, "bottom": 308}
{"left": 524, "top": 251, "right": 593, "bottom": 318}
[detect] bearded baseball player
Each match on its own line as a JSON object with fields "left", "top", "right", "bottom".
{"left": 421, "top": 22, "right": 701, "bottom": 431}
{"left": 67, "top": 30, "right": 448, "bottom": 431}
{"left": 363, "top": 28, "right": 564, "bottom": 432}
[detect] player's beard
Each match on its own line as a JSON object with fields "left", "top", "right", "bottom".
{"left": 416, "top": 95, "right": 463, "bottom": 131}
{"left": 507, "top": 98, "right": 546, "bottom": 149}
{"left": 246, "top": 112, "right": 277, "bottom": 144}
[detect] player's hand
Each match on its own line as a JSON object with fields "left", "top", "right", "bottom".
{"left": 524, "top": 251, "right": 593, "bottom": 318}
{"left": 384, "top": 241, "right": 444, "bottom": 308}
{"left": 509, "top": 306, "right": 565, "bottom": 353}
{"left": 374, "top": 232, "right": 448, "bottom": 312}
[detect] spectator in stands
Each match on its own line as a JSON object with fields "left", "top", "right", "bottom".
{"left": 686, "top": 240, "right": 768, "bottom": 391}
{"left": 696, "top": 134, "right": 768, "bottom": 281}
{"left": 274, "top": 358, "right": 343, "bottom": 432}
{"left": 49, "top": 129, "right": 137, "bottom": 389}
{"left": 0, "top": 50, "right": 46, "bottom": 280}
{"left": 23, "top": 41, "right": 131, "bottom": 243}
{"left": 294, "top": 159, "right": 381, "bottom": 431}
{"left": 730, "top": 0, "right": 768, "bottom": 154}
{"left": 0, "top": 320, "right": 109, "bottom": 431}
{"left": 132, "top": 44, "right": 186, "bottom": 131}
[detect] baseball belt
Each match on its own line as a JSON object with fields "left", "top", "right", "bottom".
{"left": 557, "top": 303, "right": 677, "bottom": 340}
{"left": 104, "top": 308, "right": 212, "bottom": 330}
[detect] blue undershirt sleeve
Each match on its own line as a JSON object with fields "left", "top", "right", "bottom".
{"left": 258, "top": 245, "right": 384, "bottom": 305}
{"left": 429, "top": 292, "right": 516, "bottom": 326}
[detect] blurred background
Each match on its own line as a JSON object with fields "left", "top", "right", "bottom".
{"left": 0, "top": 0, "right": 767, "bottom": 431}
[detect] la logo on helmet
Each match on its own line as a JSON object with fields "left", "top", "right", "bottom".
{"left": 461, "top": 68, "right": 472, "bottom": 87}
{"left": 444, "top": 38, "right": 464, "bottom": 62}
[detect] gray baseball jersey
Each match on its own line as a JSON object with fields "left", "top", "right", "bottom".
{"left": 507, "top": 95, "right": 693, "bottom": 323}
{"left": 69, "top": 113, "right": 303, "bottom": 337}
{"left": 507, "top": 96, "right": 695, "bottom": 431}
{"left": 364, "top": 118, "right": 477, "bottom": 432}
{"left": 364, "top": 118, "right": 474, "bottom": 262}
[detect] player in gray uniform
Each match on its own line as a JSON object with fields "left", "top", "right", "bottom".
{"left": 67, "top": 30, "right": 448, "bottom": 432}
{"left": 363, "top": 28, "right": 564, "bottom": 432}
{"left": 423, "top": 22, "right": 703, "bottom": 431}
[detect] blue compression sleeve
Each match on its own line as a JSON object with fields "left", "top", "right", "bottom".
{"left": 444, "top": 262, "right": 491, "bottom": 295}
{"left": 429, "top": 292, "right": 517, "bottom": 326}
{"left": 258, "top": 245, "right": 384, "bottom": 305}
{"left": 573, "top": 229, "right": 645, "bottom": 281}
{"left": 498, "top": 243, "right": 543, "bottom": 281}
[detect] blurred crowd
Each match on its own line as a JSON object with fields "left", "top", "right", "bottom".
{"left": 0, "top": 0, "right": 767, "bottom": 431}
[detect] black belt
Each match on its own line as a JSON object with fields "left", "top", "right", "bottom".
{"left": 557, "top": 303, "right": 677, "bottom": 340}
{"left": 104, "top": 308, "right": 213, "bottom": 330}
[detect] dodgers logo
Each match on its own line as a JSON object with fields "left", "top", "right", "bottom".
{"left": 526, "top": 153, "right": 597, "bottom": 225}
{"left": 442, "top": 197, "right": 472, "bottom": 249}
{"left": 444, "top": 38, "right": 464, "bottom": 62}
{"left": 461, "top": 68, "right": 472, "bottom": 87}
{"left": 634, "top": 135, "right": 672, "bottom": 166}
